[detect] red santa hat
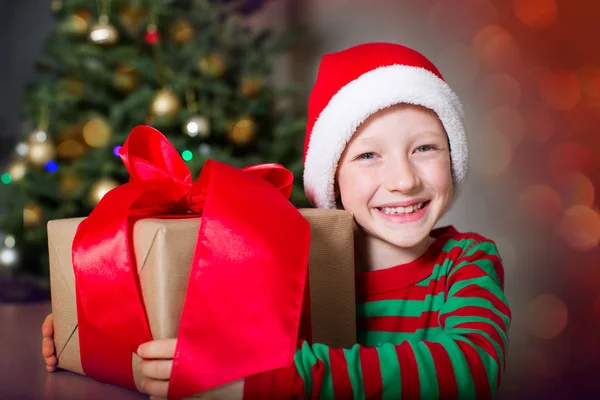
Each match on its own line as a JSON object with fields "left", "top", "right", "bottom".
{"left": 303, "top": 42, "right": 468, "bottom": 209}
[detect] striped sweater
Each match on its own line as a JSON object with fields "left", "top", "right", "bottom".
{"left": 244, "top": 226, "right": 511, "bottom": 399}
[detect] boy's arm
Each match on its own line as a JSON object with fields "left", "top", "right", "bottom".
{"left": 244, "top": 240, "right": 511, "bottom": 399}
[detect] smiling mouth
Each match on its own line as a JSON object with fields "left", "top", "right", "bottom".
{"left": 375, "top": 200, "right": 431, "bottom": 215}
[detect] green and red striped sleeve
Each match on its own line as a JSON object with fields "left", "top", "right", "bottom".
{"left": 244, "top": 239, "right": 511, "bottom": 399}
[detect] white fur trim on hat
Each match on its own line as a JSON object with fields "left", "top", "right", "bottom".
{"left": 303, "top": 64, "right": 468, "bottom": 209}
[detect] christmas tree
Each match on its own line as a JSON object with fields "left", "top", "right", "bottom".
{"left": 0, "top": 0, "right": 309, "bottom": 284}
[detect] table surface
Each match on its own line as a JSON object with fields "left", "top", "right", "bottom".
{"left": 0, "top": 302, "right": 147, "bottom": 400}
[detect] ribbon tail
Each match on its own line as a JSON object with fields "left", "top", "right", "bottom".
{"left": 168, "top": 160, "right": 311, "bottom": 399}
{"left": 73, "top": 180, "right": 185, "bottom": 389}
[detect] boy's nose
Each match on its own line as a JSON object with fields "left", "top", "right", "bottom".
{"left": 381, "top": 158, "right": 421, "bottom": 194}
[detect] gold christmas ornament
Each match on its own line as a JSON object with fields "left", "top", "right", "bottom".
{"left": 83, "top": 116, "right": 112, "bottom": 148}
{"left": 150, "top": 88, "right": 181, "bottom": 117}
{"left": 89, "top": 16, "right": 119, "bottom": 45}
{"left": 7, "top": 160, "right": 27, "bottom": 182}
{"left": 171, "top": 19, "right": 194, "bottom": 44}
{"left": 114, "top": 64, "right": 138, "bottom": 92}
{"left": 28, "top": 141, "right": 56, "bottom": 166}
{"left": 64, "top": 9, "right": 92, "bottom": 36}
{"left": 228, "top": 117, "right": 257, "bottom": 146}
{"left": 89, "top": 178, "right": 119, "bottom": 205}
{"left": 184, "top": 116, "right": 210, "bottom": 137}
{"left": 118, "top": 4, "right": 146, "bottom": 35}
{"left": 23, "top": 203, "right": 43, "bottom": 227}
{"left": 59, "top": 77, "right": 85, "bottom": 96}
{"left": 51, "top": 0, "right": 63, "bottom": 13}
{"left": 198, "top": 53, "right": 227, "bottom": 78}
{"left": 60, "top": 172, "right": 81, "bottom": 195}
{"left": 240, "top": 77, "right": 263, "bottom": 97}
{"left": 57, "top": 139, "right": 85, "bottom": 160}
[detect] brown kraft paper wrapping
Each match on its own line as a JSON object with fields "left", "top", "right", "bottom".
{"left": 47, "top": 208, "right": 356, "bottom": 394}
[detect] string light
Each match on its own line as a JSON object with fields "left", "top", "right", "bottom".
{"left": 1, "top": 173, "right": 11, "bottom": 185}
{"left": 45, "top": 161, "right": 59, "bottom": 173}
{"left": 33, "top": 129, "right": 48, "bottom": 143}
{"left": 15, "top": 143, "right": 29, "bottom": 157}
{"left": 182, "top": 150, "right": 193, "bottom": 161}
{"left": 113, "top": 145, "right": 122, "bottom": 157}
{"left": 0, "top": 248, "right": 18, "bottom": 266}
{"left": 198, "top": 144, "right": 211, "bottom": 156}
{"left": 4, "top": 235, "right": 15, "bottom": 248}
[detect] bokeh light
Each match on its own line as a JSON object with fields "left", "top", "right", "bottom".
{"left": 479, "top": 73, "right": 522, "bottom": 107}
{"left": 182, "top": 150, "right": 193, "bottom": 161}
{"left": 1, "top": 173, "right": 11, "bottom": 185}
{"left": 558, "top": 205, "right": 600, "bottom": 251}
{"left": 15, "top": 142, "right": 29, "bottom": 157}
{"left": 525, "top": 105, "right": 555, "bottom": 143}
{"left": 525, "top": 294, "right": 568, "bottom": 339}
{"left": 33, "top": 129, "right": 48, "bottom": 143}
{"left": 472, "top": 25, "right": 520, "bottom": 71}
{"left": 548, "top": 141, "right": 591, "bottom": 181}
{"left": 0, "top": 248, "right": 18, "bottom": 266}
{"left": 57, "top": 140, "right": 85, "bottom": 159}
{"left": 519, "top": 184, "right": 562, "bottom": 223}
{"left": 483, "top": 106, "right": 526, "bottom": 147}
{"left": 4, "top": 235, "right": 15, "bottom": 248}
{"left": 576, "top": 64, "right": 600, "bottom": 101}
{"left": 113, "top": 145, "right": 122, "bottom": 157}
{"left": 7, "top": 161, "right": 27, "bottom": 182}
{"left": 44, "top": 161, "right": 59, "bottom": 173}
{"left": 539, "top": 69, "right": 581, "bottom": 111}
{"left": 558, "top": 173, "right": 595, "bottom": 208}
{"left": 514, "top": 0, "right": 558, "bottom": 30}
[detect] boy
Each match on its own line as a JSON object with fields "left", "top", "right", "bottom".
{"left": 42, "top": 42, "right": 511, "bottom": 399}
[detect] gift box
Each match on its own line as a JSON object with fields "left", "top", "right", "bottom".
{"left": 46, "top": 125, "right": 356, "bottom": 398}
{"left": 48, "top": 209, "right": 355, "bottom": 395}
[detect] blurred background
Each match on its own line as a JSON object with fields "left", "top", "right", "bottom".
{"left": 1, "top": 0, "right": 599, "bottom": 398}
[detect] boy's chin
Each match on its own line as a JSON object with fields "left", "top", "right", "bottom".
{"left": 378, "top": 224, "right": 435, "bottom": 248}
{"left": 384, "top": 234, "right": 429, "bottom": 249}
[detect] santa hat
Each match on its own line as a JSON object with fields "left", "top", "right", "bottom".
{"left": 303, "top": 42, "right": 468, "bottom": 209}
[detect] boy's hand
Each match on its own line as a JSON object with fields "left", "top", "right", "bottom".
{"left": 138, "top": 339, "right": 243, "bottom": 400}
{"left": 138, "top": 339, "right": 176, "bottom": 398}
{"left": 41, "top": 313, "right": 58, "bottom": 372}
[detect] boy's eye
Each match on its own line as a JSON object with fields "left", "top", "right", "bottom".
{"left": 356, "top": 152, "right": 376, "bottom": 160}
{"left": 415, "top": 145, "right": 438, "bottom": 153}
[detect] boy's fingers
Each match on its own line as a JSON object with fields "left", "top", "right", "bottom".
{"left": 41, "top": 314, "right": 53, "bottom": 337}
{"left": 137, "top": 339, "right": 177, "bottom": 359}
{"left": 45, "top": 365, "right": 57, "bottom": 373}
{"left": 44, "top": 355, "right": 58, "bottom": 367}
{"left": 42, "top": 337, "right": 55, "bottom": 358}
{"left": 140, "top": 378, "right": 169, "bottom": 398}
{"left": 140, "top": 359, "right": 173, "bottom": 380}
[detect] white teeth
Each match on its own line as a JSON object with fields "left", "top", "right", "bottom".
{"left": 379, "top": 202, "right": 426, "bottom": 215}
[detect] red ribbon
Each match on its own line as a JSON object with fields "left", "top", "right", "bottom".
{"left": 72, "top": 125, "right": 310, "bottom": 399}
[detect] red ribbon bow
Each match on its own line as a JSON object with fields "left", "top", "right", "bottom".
{"left": 72, "top": 125, "right": 310, "bottom": 399}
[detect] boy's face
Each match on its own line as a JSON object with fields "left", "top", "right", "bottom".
{"left": 336, "top": 104, "right": 453, "bottom": 250}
